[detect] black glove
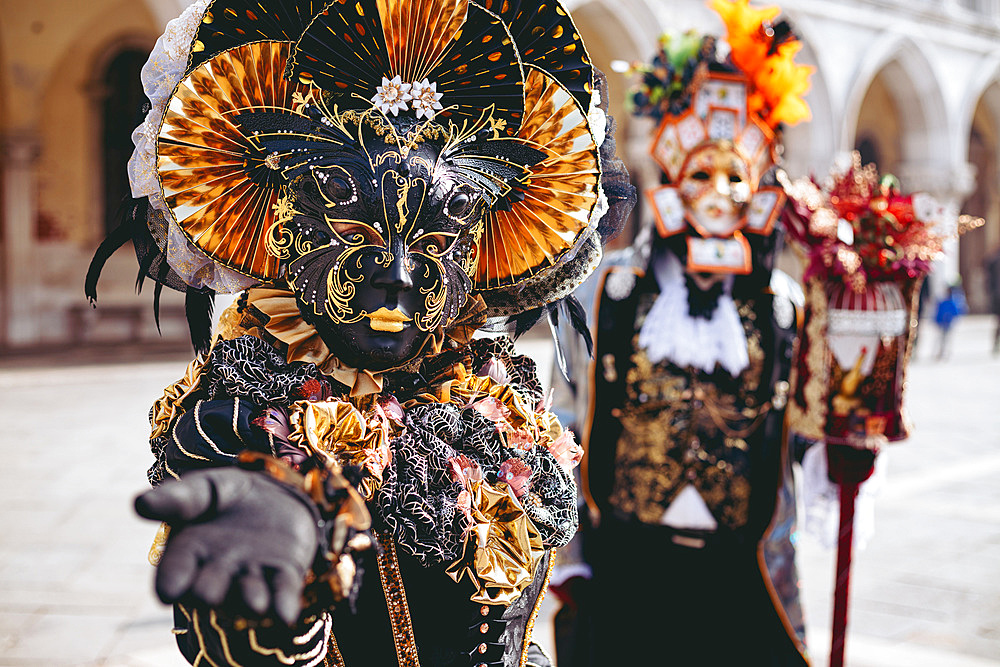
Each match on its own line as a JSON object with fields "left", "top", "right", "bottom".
{"left": 135, "top": 466, "right": 325, "bottom": 625}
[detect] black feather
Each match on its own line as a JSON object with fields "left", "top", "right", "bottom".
{"left": 185, "top": 289, "right": 216, "bottom": 355}
{"left": 546, "top": 303, "right": 571, "bottom": 383}
{"left": 135, "top": 240, "right": 158, "bottom": 294}
{"left": 152, "top": 259, "right": 171, "bottom": 333}
{"left": 562, "top": 295, "right": 594, "bottom": 358}
{"left": 511, "top": 307, "right": 544, "bottom": 339}
{"left": 85, "top": 197, "right": 149, "bottom": 305}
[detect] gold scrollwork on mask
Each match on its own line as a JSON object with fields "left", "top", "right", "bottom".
{"left": 415, "top": 258, "right": 448, "bottom": 332}
{"left": 321, "top": 245, "right": 366, "bottom": 324}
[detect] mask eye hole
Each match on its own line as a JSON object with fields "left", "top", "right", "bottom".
{"left": 328, "top": 177, "right": 352, "bottom": 200}
{"left": 729, "top": 174, "right": 744, "bottom": 184}
{"left": 446, "top": 192, "right": 472, "bottom": 218}
{"left": 690, "top": 171, "right": 711, "bottom": 181}
{"left": 413, "top": 233, "right": 456, "bottom": 256}
{"left": 332, "top": 221, "right": 382, "bottom": 245}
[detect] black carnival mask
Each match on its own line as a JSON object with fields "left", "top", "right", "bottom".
{"left": 108, "top": 0, "right": 616, "bottom": 363}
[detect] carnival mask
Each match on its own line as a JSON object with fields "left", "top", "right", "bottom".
{"left": 94, "top": 0, "right": 614, "bottom": 363}
{"left": 677, "top": 141, "right": 752, "bottom": 237}
{"left": 259, "top": 109, "right": 521, "bottom": 370}
{"left": 638, "top": 61, "right": 808, "bottom": 274}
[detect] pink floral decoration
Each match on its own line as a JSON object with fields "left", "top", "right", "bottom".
{"left": 547, "top": 430, "right": 583, "bottom": 472}
{"left": 478, "top": 357, "right": 511, "bottom": 385}
{"left": 498, "top": 458, "right": 532, "bottom": 497}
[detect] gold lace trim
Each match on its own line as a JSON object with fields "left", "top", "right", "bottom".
{"left": 375, "top": 530, "right": 421, "bottom": 667}
{"left": 519, "top": 551, "right": 556, "bottom": 667}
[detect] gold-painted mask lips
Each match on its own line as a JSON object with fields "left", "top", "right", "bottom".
{"left": 366, "top": 307, "right": 413, "bottom": 333}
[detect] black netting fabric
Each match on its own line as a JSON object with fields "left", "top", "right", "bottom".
{"left": 147, "top": 431, "right": 169, "bottom": 486}
{"left": 467, "top": 337, "right": 544, "bottom": 405}
{"left": 518, "top": 449, "right": 578, "bottom": 547}
{"left": 377, "top": 396, "right": 578, "bottom": 564}
{"left": 376, "top": 403, "right": 473, "bottom": 566}
{"left": 203, "top": 336, "right": 334, "bottom": 404}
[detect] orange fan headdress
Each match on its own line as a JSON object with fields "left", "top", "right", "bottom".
{"left": 87, "top": 0, "right": 636, "bottom": 349}
{"left": 622, "top": 0, "right": 811, "bottom": 273}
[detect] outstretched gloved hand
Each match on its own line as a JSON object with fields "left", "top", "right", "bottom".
{"left": 135, "top": 466, "right": 326, "bottom": 626}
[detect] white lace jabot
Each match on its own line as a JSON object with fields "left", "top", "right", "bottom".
{"left": 637, "top": 251, "right": 750, "bottom": 377}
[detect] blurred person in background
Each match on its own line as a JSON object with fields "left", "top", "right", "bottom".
{"left": 565, "top": 1, "right": 814, "bottom": 664}
{"left": 934, "top": 282, "right": 968, "bottom": 360}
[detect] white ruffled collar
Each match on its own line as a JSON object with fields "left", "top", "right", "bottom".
{"left": 637, "top": 251, "right": 750, "bottom": 377}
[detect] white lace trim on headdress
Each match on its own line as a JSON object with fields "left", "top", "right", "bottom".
{"left": 127, "top": 0, "right": 255, "bottom": 293}
{"left": 165, "top": 217, "right": 256, "bottom": 292}
{"left": 588, "top": 88, "right": 607, "bottom": 149}
{"left": 637, "top": 251, "right": 750, "bottom": 376}
{"left": 128, "top": 0, "right": 210, "bottom": 209}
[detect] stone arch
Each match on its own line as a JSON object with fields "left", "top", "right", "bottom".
{"left": 37, "top": 15, "right": 156, "bottom": 247}
{"left": 86, "top": 36, "right": 155, "bottom": 235}
{"left": 772, "top": 14, "right": 836, "bottom": 179}
{"left": 956, "top": 55, "right": 1000, "bottom": 148}
{"left": 566, "top": 0, "right": 659, "bottom": 246}
{"left": 842, "top": 35, "right": 952, "bottom": 192}
{"left": 959, "top": 80, "right": 1000, "bottom": 311}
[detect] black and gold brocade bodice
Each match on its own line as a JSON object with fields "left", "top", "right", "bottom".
{"left": 149, "top": 333, "right": 572, "bottom": 667}
{"left": 584, "top": 267, "right": 797, "bottom": 543}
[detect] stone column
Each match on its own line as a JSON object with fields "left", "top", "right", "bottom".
{"left": 896, "top": 161, "right": 977, "bottom": 294}
{"left": 1, "top": 133, "right": 42, "bottom": 348}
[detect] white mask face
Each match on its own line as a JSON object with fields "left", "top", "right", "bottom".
{"left": 677, "top": 142, "right": 752, "bottom": 237}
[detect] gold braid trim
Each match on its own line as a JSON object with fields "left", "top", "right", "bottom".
{"left": 375, "top": 530, "right": 421, "bottom": 667}
{"left": 519, "top": 551, "right": 556, "bottom": 667}
{"left": 247, "top": 617, "right": 329, "bottom": 664}
{"left": 787, "top": 278, "right": 829, "bottom": 439}
{"left": 208, "top": 610, "right": 246, "bottom": 667}
{"left": 186, "top": 606, "right": 225, "bottom": 667}
{"left": 323, "top": 632, "right": 345, "bottom": 667}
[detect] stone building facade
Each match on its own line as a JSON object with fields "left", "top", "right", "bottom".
{"left": 2, "top": 0, "right": 999, "bottom": 349}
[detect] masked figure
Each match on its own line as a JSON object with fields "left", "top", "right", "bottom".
{"left": 577, "top": 1, "right": 812, "bottom": 664}
{"left": 86, "top": 1, "right": 633, "bottom": 665}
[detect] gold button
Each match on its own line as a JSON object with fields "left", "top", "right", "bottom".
{"left": 478, "top": 643, "right": 488, "bottom": 654}
{"left": 480, "top": 622, "right": 489, "bottom": 633}
{"left": 480, "top": 605, "right": 489, "bottom": 616}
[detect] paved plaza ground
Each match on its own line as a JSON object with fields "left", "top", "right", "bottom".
{"left": 0, "top": 316, "right": 997, "bottom": 665}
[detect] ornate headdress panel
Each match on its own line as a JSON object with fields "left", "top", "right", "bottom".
{"left": 626, "top": 0, "right": 811, "bottom": 274}
{"left": 87, "top": 0, "right": 634, "bottom": 352}
{"left": 781, "top": 153, "right": 983, "bottom": 444}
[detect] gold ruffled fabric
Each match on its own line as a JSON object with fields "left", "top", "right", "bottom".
{"left": 217, "top": 288, "right": 385, "bottom": 397}
{"left": 250, "top": 288, "right": 385, "bottom": 397}
{"left": 149, "top": 355, "right": 207, "bottom": 439}
{"left": 288, "top": 398, "right": 395, "bottom": 499}
{"left": 413, "top": 370, "right": 564, "bottom": 453}
{"left": 445, "top": 480, "right": 545, "bottom": 605}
